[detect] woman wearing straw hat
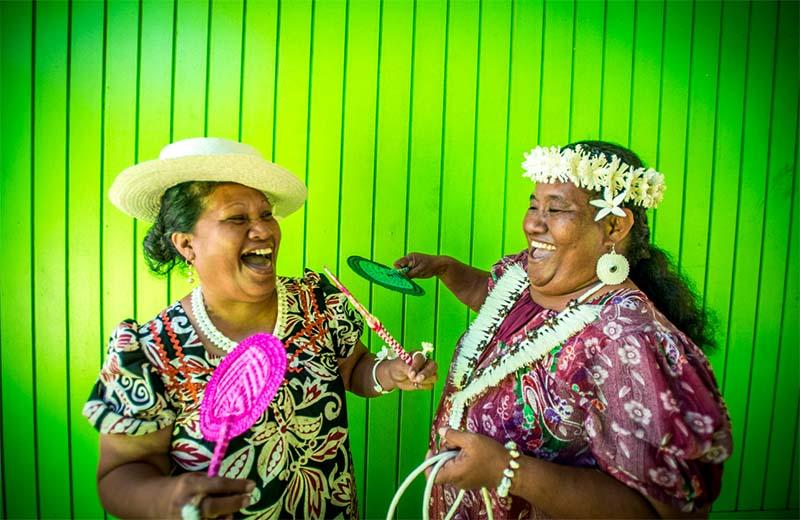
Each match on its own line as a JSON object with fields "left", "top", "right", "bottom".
{"left": 83, "top": 137, "right": 437, "bottom": 519}
{"left": 395, "top": 141, "right": 731, "bottom": 518}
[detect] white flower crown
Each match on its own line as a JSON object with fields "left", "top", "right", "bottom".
{"left": 521, "top": 144, "right": 666, "bottom": 221}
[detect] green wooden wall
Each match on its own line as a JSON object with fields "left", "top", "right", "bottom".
{"left": 1, "top": 0, "right": 797, "bottom": 518}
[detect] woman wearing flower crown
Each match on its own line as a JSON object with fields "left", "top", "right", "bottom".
{"left": 396, "top": 141, "right": 731, "bottom": 518}
{"left": 82, "top": 137, "right": 437, "bottom": 519}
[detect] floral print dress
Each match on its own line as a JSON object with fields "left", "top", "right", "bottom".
{"left": 429, "top": 253, "right": 732, "bottom": 519}
{"left": 84, "top": 271, "right": 364, "bottom": 519}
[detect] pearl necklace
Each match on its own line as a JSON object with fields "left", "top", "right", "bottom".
{"left": 447, "top": 263, "right": 605, "bottom": 429}
{"left": 191, "top": 280, "right": 287, "bottom": 353}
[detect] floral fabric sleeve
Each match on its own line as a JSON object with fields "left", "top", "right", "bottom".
{"left": 579, "top": 298, "right": 732, "bottom": 512}
{"left": 82, "top": 320, "right": 176, "bottom": 435}
{"left": 317, "top": 273, "right": 365, "bottom": 359}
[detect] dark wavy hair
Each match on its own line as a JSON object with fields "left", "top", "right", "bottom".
{"left": 565, "top": 140, "right": 715, "bottom": 351}
{"left": 142, "top": 181, "right": 221, "bottom": 276}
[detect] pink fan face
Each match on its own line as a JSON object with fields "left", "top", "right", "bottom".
{"left": 200, "top": 333, "right": 287, "bottom": 442}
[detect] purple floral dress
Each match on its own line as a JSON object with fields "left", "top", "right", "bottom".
{"left": 429, "top": 252, "right": 732, "bottom": 519}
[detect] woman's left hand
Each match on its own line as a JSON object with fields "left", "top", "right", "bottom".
{"left": 434, "top": 428, "right": 508, "bottom": 490}
{"left": 381, "top": 353, "right": 437, "bottom": 391}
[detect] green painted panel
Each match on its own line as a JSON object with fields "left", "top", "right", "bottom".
{"left": 240, "top": 0, "right": 278, "bottom": 156}
{"left": 102, "top": 0, "right": 138, "bottom": 343}
{"left": 569, "top": 0, "right": 604, "bottom": 142}
{"left": 703, "top": 0, "right": 749, "bottom": 390}
{"left": 471, "top": 0, "right": 511, "bottom": 273}
{"left": 396, "top": 2, "right": 448, "bottom": 517}
{"left": 538, "top": 0, "right": 573, "bottom": 146}
{"left": 273, "top": 0, "right": 312, "bottom": 279}
{"left": 136, "top": 0, "right": 174, "bottom": 322}
{"left": 365, "top": 2, "right": 414, "bottom": 516}
{"left": 716, "top": 2, "right": 780, "bottom": 511}
{"left": 628, "top": 0, "right": 663, "bottom": 172}
{"left": 599, "top": 0, "right": 634, "bottom": 144}
{"left": 651, "top": 0, "right": 691, "bottom": 254}
{"left": 304, "top": 0, "right": 346, "bottom": 272}
{"left": 338, "top": 1, "right": 381, "bottom": 513}
{"left": 169, "top": 0, "right": 210, "bottom": 303}
{"left": 737, "top": 0, "right": 798, "bottom": 509}
{"left": 680, "top": 1, "right": 721, "bottom": 298}
{"left": 433, "top": 0, "right": 479, "bottom": 413}
{"left": 206, "top": 0, "right": 243, "bottom": 140}
{"left": 502, "top": 0, "right": 542, "bottom": 256}
{"left": 0, "top": 2, "right": 35, "bottom": 517}
{"left": 67, "top": 1, "right": 105, "bottom": 517}
{"left": 32, "top": 2, "right": 71, "bottom": 516}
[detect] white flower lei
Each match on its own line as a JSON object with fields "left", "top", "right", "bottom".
{"left": 521, "top": 144, "right": 666, "bottom": 221}
{"left": 447, "top": 263, "right": 603, "bottom": 429}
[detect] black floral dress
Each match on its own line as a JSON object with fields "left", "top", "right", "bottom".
{"left": 83, "top": 271, "right": 364, "bottom": 519}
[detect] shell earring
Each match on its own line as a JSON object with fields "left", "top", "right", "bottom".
{"left": 186, "top": 260, "right": 196, "bottom": 285}
{"left": 596, "top": 244, "right": 629, "bottom": 285}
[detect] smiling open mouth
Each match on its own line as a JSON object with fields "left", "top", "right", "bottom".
{"left": 241, "top": 247, "right": 274, "bottom": 271}
{"left": 529, "top": 239, "right": 556, "bottom": 261}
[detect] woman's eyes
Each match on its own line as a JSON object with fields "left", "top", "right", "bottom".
{"left": 529, "top": 206, "right": 567, "bottom": 213}
{"left": 225, "top": 212, "right": 273, "bottom": 222}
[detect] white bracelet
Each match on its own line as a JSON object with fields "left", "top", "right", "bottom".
{"left": 372, "top": 347, "right": 396, "bottom": 394}
{"left": 497, "top": 440, "right": 520, "bottom": 498}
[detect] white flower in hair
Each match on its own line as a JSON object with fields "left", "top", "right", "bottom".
{"left": 590, "top": 188, "right": 628, "bottom": 221}
{"left": 521, "top": 144, "right": 666, "bottom": 220}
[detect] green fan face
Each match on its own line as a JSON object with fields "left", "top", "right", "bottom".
{"left": 347, "top": 256, "right": 425, "bottom": 296}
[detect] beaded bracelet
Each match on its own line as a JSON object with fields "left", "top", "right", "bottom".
{"left": 372, "top": 346, "right": 397, "bottom": 395}
{"left": 497, "top": 440, "right": 521, "bottom": 498}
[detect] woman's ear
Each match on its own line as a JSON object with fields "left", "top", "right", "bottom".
{"left": 604, "top": 207, "right": 635, "bottom": 245}
{"left": 171, "top": 232, "right": 194, "bottom": 263}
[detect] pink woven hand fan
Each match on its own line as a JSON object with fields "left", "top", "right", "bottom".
{"left": 200, "top": 333, "right": 287, "bottom": 477}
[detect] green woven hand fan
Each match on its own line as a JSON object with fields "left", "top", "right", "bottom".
{"left": 346, "top": 255, "right": 425, "bottom": 296}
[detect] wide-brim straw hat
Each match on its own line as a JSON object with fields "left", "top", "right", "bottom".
{"left": 109, "top": 137, "right": 307, "bottom": 222}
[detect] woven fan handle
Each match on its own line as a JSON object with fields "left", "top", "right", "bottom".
{"left": 207, "top": 420, "right": 230, "bottom": 477}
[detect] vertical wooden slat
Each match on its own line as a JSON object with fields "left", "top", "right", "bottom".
{"left": 206, "top": 0, "right": 243, "bottom": 140}
{"left": 304, "top": 0, "right": 346, "bottom": 272}
{"left": 239, "top": 0, "right": 278, "bottom": 155}
{"left": 471, "top": 0, "right": 511, "bottom": 272}
{"left": 67, "top": 0, "right": 105, "bottom": 516}
{"left": 502, "top": 0, "right": 543, "bottom": 256}
{"left": 599, "top": 0, "right": 634, "bottom": 144}
{"left": 396, "top": 1, "right": 448, "bottom": 517}
{"left": 365, "top": 0, "right": 414, "bottom": 516}
{"left": 32, "top": 1, "right": 71, "bottom": 516}
{"left": 0, "top": 2, "right": 36, "bottom": 517}
{"left": 628, "top": 0, "right": 664, "bottom": 181}
{"left": 569, "top": 0, "right": 603, "bottom": 142}
{"left": 651, "top": 0, "right": 691, "bottom": 255}
{"left": 273, "top": 0, "right": 313, "bottom": 278}
{"left": 136, "top": 0, "right": 174, "bottom": 321}
{"left": 738, "top": 0, "right": 798, "bottom": 509}
{"left": 538, "top": 0, "right": 573, "bottom": 146}
{"left": 703, "top": 0, "right": 749, "bottom": 391}
{"left": 338, "top": 0, "right": 381, "bottom": 513}
{"left": 433, "top": 0, "right": 479, "bottom": 410}
{"left": 716, "top": 1, "right": 779, "bottom": 511}
{"left": 168, "top": 0, "right": 210, "bottom": 302}
{"left": 102, "top": 0, "right": 138, "bottom": 348}
{"left": 679, "top": 0, "right": 721, "bottom": 300}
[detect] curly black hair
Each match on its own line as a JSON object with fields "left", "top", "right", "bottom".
{"left": 565, "top": 141, "right": 716, "bottom": 351}
{"left": 142, "top": 181, "right": 221, "bottom": 276}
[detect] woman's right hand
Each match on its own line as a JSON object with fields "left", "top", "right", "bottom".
{"left": 394, "top": 253, "right": 450, "bottom": 279}
{"left": 162, "top": 472, "right": 255, "bottom": 519}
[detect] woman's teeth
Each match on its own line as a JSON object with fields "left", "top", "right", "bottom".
{"left": 530, "top": 240, "right": 556, "bottom": 251}
{"left": 241, "top": 247, "right": 274, "bottom": 268}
